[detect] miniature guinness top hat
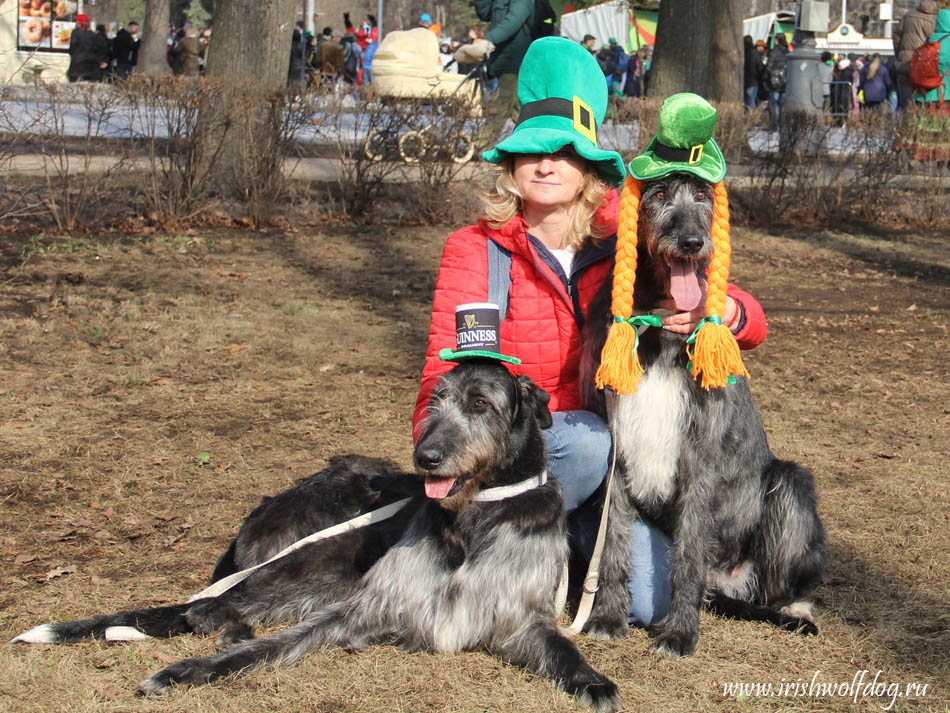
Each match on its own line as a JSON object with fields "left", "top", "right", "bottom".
{"left": 480, "top": 36, "right": 627, "bottom": 187}
{"left": 438, "top": 303, "right": 521, "bottom": 365}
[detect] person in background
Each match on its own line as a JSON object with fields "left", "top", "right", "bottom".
{"left": 859, "top": 53, "right": 892, "bottom": 112}
{"left": 743, "top": 35, "right": 760, "bottom": 109}
{"left": 831, "top": 56, "right": 853, "bottom": 125}
{"left": 112, "top": 20, "right": 140, "bottom": 79}
{"left": 67, "top": 14, "right": 110, "bottom": 82}
{"left": 818, "top": 50, "right": 834, "bottom": 117}
{"left": 419, "top": 12, "right": 441, "bottom": 36}
{"left": 288, "top": 24, "right": 307, "bottom": 85}
{"left": 468, "top": 0, "right": 535, "bottom": 147}
{"left": 765, "top": 33, "right": 789, "bottom": 129}
{"left": 902, "top": 9, "right": 950, "bottom": 161}
{"left": 892, "top": 0, "right": 939, "bottom": 109}
{"left": 95, "top": 24, "right": 114, "bottom": 79}
{"left": 622, "top": 46, "right": 644, "bottom": 99}
{"left": 170, "top": 23, "right": 200, "bottom": 76}
{"left": 581, "top": 34, "right": 596, "bottom": 54}
{"left": 439, "top": 42, "right": 457, "bottom": 71}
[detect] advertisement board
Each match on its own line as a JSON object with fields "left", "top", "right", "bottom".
{"left": 17, "top": 0, "right": 77, "bottom": 52}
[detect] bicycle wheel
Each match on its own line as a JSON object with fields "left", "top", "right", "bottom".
{"left": 363, "top": 129, "right": 387, "bottom": 162}
{"left": 398, "top": 130, "right": 428, "bottom": 164}
{"left": 450, "top": 132, "right": 475, "bottom": 165}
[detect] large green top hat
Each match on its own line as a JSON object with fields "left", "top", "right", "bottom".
{"left": 481, "top": 37, "right": 626, "bottom": 187}
{"left": 628, "top": 92, "right": 727, "bottom": 184}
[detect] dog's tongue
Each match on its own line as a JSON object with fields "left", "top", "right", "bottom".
{"left": 670, "top": 260, "right": 703, "bottom": 312}
{"left": 424, "top": 476, "right": 457, "bottom": 499}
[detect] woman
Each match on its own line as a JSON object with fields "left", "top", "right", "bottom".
{"left": 859, "top": 53, "right": 892, "bottom": 112}
{"left": 413, "top": 37, "right": 767, "bottom": 627}
{"left": 906, "top": 9, "right": 950, "bottom": 162}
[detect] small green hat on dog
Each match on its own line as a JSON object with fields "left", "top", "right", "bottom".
{"left": 481, "top": 37, "right": 626, "bottom": 187}
{"left": 628, "top": 92, "right": 727, "bottom": 184}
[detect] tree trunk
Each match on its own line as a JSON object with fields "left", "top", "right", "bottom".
{"left": 198, "top": 0, "right": 300, "bottom": 217}
{"left": 647, "top": 0, "right": 743, "bottom": 103}
{"left": 140, "top": 0, "right": 171, "bottom": 74}
{"left": 204, "top": 0, "right": 299, "bottom": 83}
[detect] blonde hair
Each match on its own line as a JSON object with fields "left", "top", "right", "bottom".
{"left": 479, "top": 156, "right": 612, "bottom": 250}
{"left": 595, "top": 176, "right": 749, "bottom": 393}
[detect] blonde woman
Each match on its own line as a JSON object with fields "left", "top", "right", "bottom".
{"left": 413, "top": 38, "right": 766, "bottom": 628}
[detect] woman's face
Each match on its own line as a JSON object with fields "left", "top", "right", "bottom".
{"left": 513, "top": 148, "right": 588, "bottom": 211}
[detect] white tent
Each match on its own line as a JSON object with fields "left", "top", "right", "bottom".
{"left": 559, "top": 0, "right": 630, "bottom": 52}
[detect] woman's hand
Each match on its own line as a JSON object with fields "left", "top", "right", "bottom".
{"left": 661, "top": 296, "right": 738, "bottom": 335}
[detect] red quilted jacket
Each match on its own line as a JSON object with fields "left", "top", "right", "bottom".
{"left": 412, "top": 191, "right": 767, "bottom": 440}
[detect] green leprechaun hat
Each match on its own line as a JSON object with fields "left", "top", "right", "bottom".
{"left": 439, "top": 303, "right": 521, "bottom": 365}
{"left": 628, "top": 92, "right": 727, "bottom": 184}
{"left": 481, "top": 36, "right": 626, "bottom": 187}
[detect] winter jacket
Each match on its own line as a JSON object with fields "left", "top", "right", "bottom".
{"left": 474, "top": 0, "right": 535, "bottom": 76}
{"left": 765, "top": 44, "right": 789, "bottom": 91}
{"left": 860, "top": 62, "right": 892, "bottom": 104}
{"left": 918, "top": 10, "right": 950, "bottom": 103}
{"left": 346, "top": 23, "right": 378, "bottom": 52}
{"left": 412, "top": 191, "right": 768, "bottom": 440}
{"left": 171, "top": 36, "right": 200, "bottom": 76}
{"left": 112, "top": 27, "right": 140, "bottom": 67}
{"left": 894, "top": 0, "right": 940, "bottom": 65}
{"left": 67, "top": 28, "right": 110, "bottom": 81}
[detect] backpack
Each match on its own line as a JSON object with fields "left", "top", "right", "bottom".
{"left": 768, "top": 63, "right": 787, "bottom": 91}
{"left": 909, "top": 33, "right": 950, "bottom": 96}
{"left": 532, "top": 0, "right": 557, "bottom": 39}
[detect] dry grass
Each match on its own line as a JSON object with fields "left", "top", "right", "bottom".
{"left": 0, "top": 219, "right": 947, "bottom": 712}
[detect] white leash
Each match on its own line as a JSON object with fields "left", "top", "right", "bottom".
{"left": 559, "top": 393, "right": 617, "bottom": 637}
{"left": 100, "top": 470, "right": 563, "bottom": 642}
{"left": 189, "top": 471, "right": 550, "bottom": 603}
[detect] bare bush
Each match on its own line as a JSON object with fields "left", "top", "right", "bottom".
{"left": 118, "top": 75, "right": 230, "bottom": 229}
{"left": 315, "top": 88, "right": 410, "bottom": 219}
{"left": 11, "top": 82, "right": 131, "bottom": 231}
{"left": 394, "top": 94, "right": 483, "bottom": 223}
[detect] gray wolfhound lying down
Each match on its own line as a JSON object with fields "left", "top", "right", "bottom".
{"left": 580, "top": 173, "right": 827, "bottom": 657}
{"left": 13, "top": 360, "right": 621, "bottom": 712}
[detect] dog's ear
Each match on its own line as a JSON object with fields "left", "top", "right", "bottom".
{"left": 516, "top": 375, "right": 553, "bottom": 430}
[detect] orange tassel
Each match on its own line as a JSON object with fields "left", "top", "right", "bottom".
{"left": 688, "top": 318, "right": 750, "bottom": 390}
{"left": 595, "top": 319, "right": 643, "bottom": 394}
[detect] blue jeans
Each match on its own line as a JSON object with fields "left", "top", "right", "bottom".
{"left": 768, "top": 89, "right": 785, "bottom": 128}
{"left": 744, "top": 84, "right": 759, "bottom": 110}
{"left": 543, "top": 410, "right": 672, "bottom": 627}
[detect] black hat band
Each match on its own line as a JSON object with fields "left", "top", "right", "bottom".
{"left": 516, "top": 96, "right": 597, "bottom": 144}
{"left": 653, "top": 140, "right": 705, "bottom": 165}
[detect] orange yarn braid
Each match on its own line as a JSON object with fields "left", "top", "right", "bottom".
{"left": 595, "top": 176, "right": 644, "bottom": 394}
{"left": 687, "top": 182, "right": 750, "bottom": 389}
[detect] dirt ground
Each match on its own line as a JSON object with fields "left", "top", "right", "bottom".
{"left": 0, "top": 215, "right": 947, "bottom": 713}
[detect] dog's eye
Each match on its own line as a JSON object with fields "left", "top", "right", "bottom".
{"left": 655, "top": 190, "right": 665, "bottom": 201}
{"left": 695, "top": 191, "right": 708, "bottom": 201}
{"left": 472, "top": 398, "right": 487, "bottom": 409}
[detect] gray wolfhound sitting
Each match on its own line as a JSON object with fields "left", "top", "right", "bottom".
{"left": 13, "top": 360, "right": 621, "bottom": 712}
{"left": 580, "top": 171, "right": 827, "bottom": 658}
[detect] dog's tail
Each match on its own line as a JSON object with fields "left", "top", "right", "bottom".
{"left": 11, "top": 603, "right": 194, "bottom": 644}
{"left": 210, "top": 538, "right": 239, "bottom": 583}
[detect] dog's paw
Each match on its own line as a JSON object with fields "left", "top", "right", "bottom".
{"left": 778, "top": 616, "right": 819, "bottom": 636}
{"left": 648, "top": 627, "right": 698, "bottom": 658}
{"left": 582, "top": 616, "right": 627, "bottom": 641}
{"left": 138, "top": 659, "right": 202, "bottom": 696}
{"left": 566, "top": 674, "right": 622, "bottom": 713}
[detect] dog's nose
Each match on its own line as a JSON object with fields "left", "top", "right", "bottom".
{"left": 414, "top": 447, "right": 444, "bottom": 470}
{"left": 678, "top": 234, "right": 705, "bottom": 254}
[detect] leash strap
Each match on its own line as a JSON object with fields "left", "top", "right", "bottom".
{"left": 188, "top": 471, "right": 550, "bottom": 603}
{"left": 559, "top": 392, "right": 617, "bottom": 637}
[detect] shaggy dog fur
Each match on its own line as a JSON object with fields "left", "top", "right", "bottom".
{"left": 580, "top": 173, "right": 827, "bottom": 658}
{"left": 13, "top": 361, "right": 621, "bottom": 712}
